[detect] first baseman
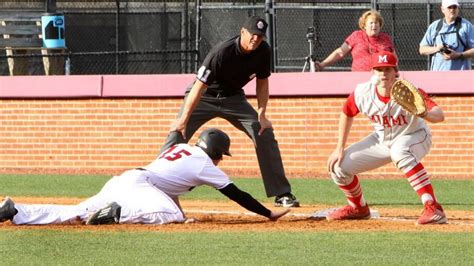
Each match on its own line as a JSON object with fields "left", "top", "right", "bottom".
{"left": 0, "top": 129, "right": 290, "bottom": 225}
{"left": 160, "top": 16, "right": 299, "bottom": 207}
{"left": 327, "top": 51, "right": 447, "bottom": 225}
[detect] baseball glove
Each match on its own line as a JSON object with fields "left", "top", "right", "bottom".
{"left": 391, "top": 79, "right": 427, "bottom": 117}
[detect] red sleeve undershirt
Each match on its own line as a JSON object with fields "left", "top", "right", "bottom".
{"left": 342, "top": 92, "right": 359, "bottom": 117}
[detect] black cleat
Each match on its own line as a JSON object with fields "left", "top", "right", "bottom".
{"left": 86, "top": 202, "right": 122, "bottom": 225}
{"left": 0, "top": 197, "right": 18, "bottom": 222}
{"left": 274, "top": 193, "right": 300, "bottom": 207}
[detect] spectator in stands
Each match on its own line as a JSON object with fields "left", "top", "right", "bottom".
{"left": 312, "top": 9, "right": 396, "bottom": 71}
{"left": 419, "top": 0, "right": 474, "bottom": 70}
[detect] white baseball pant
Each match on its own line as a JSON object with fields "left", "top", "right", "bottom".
{"left": 12, "top": 169, "right": 184, "bottom": 225}
{"left": 331, "top": 129, "right": 432, "bottom": 185}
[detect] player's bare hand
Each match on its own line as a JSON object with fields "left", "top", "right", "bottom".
{"left": 269, "top": 208, "right": 290, "bottom": 221}
{"left": 327, "top": 147, "right": 344, "bottom": 173}
{"left": 258, "top": 117, "right": 273, "bottom": 135}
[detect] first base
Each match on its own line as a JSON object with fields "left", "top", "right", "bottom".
{"left": 310, "top": 207, "right": 380, "bottom": 220}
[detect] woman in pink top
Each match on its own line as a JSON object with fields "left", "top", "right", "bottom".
{"left": 314, "top": 10, "right": 396, "bottom": 71}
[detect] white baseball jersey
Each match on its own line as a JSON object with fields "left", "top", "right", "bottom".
{"left": 331, "top": 80, "right": 438, "bottom": 183}
{"left": 143, "top": 144, "right": 232, "bottom": 198}
{"left": 344, "top": 81, "right": 437, "bottom": 145}
{"left": 11, "top": 144, "right": 232, "bottom": 225}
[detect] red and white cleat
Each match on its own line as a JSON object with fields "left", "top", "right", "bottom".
{"left": 417, "top": 200, "right": 447, "bottom": 225}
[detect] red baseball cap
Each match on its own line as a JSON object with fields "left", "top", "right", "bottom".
{"left": 371, "top": 51, "right": 398, "bottom": 69}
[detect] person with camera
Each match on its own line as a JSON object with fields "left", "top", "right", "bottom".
{"left": 312, "top": 10, "right": 395, "bottom": 71}
{"left": 419, "top": 0, "right": 474, "bottom": 71}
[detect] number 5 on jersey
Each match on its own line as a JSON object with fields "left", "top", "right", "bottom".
{"left": 159, "top": 146, "right": 191, "bottom": 161}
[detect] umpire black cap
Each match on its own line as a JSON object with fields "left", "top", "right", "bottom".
{"left": 242, "top": 16, "right": 268, "bottom": 36}
{"left": 196, "top": 128, "right": 232, "bottom": 160}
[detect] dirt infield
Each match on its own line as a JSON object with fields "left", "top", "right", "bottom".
{"left": 1, "top": 197, "right": 473, "bottom": 232}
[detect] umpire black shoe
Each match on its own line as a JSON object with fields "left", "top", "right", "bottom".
{"left": 0, "top": 197, "right": 18, "bottom": 222}
{"left": 86, "top": 202, "right": 122, "bottom": 225}
{"left": 274, "top": 193, "right": 300, "bottom": 207}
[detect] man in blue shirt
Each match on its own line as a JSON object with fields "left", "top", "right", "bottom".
{"left": 419, "top": 0, "right": 474, "bottom": 70}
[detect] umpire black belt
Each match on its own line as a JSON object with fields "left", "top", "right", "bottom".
{"left": 203, "top": 90, "right": 242, "bottom": 98}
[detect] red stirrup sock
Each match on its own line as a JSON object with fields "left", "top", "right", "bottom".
{"left": 405, "top": 162, "right": 436, "bottom": 204}
{"left": 338, "top": 175, "right": 366, "bottom": 208}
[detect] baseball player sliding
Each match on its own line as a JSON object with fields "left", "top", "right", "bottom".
{"left": 0, "top": 129, "right": 290, "bottom": 225}
{"left": 327, "top": 51, "right": 447, "bottom": 225}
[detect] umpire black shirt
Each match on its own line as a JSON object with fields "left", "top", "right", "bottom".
{"left": 188, "top": 35, "right": 271, "bottom": 96}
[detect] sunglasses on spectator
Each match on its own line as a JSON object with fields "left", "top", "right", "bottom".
{"left": 447, "top": 5, "right": 458, "bottom": 9}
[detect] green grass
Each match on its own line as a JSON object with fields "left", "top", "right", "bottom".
{"left": 0, "top": 174, "right": 109, "bottom": 197}
{"left": 0, "top": 174, "right": 473, "bottom": 265}
{"left": 0, "top": 231, "right": 472, "bottom": 265}
{"left": 1, "top": 174, "right": 472, "bottom": 210}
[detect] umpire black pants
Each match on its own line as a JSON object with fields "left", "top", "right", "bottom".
{"left": 161, "top": 92, "right": 292, "bottom": 197}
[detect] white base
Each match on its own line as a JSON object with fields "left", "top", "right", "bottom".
{"left": 310, "top": 207, "right": 380, "bottom": 220}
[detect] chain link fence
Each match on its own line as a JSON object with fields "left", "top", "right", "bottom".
{"left": 0, "top": 0, "right": 473, "bottom": 75}
{"left": 0, "top": 0, "right": 196, "bottom": 75}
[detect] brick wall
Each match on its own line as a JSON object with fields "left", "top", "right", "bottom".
{"left": 1, "top": 96, "right": 473, "bottom": 178}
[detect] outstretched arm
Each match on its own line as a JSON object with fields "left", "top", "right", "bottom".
{"left": 314, "top": 42, "right": 351, "bottom": 71}
{"left": 218, "top": 183, "right": 290, "bottom": 221}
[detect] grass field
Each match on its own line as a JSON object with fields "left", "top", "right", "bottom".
{"left": 0, "top": 174, "right": 473, "bottom": 265}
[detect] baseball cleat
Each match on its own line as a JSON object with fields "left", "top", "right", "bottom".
{"left": 326, "top": 204, "right": 371, "bottom": 220}
{"left": 0, "top": 197, "right": 18, "bottom": 222}
{"left": 416, "top": 200, "right": 447, "bottom": 225}
{"left": 86, "top": 202, "right": 122, "bottom": 225}
{"left": 274, "top": 193, "right": 300, "bottom": 207}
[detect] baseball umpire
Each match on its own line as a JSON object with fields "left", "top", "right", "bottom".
{"left": 0, "top": 128, "right": 290, "bottom": 225}
{"left": 160, "top": 16, "right": 299, "bottom": 207}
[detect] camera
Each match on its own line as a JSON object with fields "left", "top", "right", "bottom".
{"left": 306, "top": 26, "right": 316, "bottom": 41}
{"left": 439, "top": 43, "right": 452, "bottom": 54}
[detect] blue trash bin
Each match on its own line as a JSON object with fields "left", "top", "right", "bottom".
{"left": 41, "top": 13, "right": 66, "bottom": 48}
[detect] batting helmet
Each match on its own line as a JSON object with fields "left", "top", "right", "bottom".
{"left": 196, "top": 128, "right": 231, "bottom": 160}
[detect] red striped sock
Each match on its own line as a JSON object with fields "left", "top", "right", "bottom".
{"left": 338, "top": 175, "right": 366, "bottom": 207}
{"left": 405, "top": 162, "right": 436, "bottom": 204}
